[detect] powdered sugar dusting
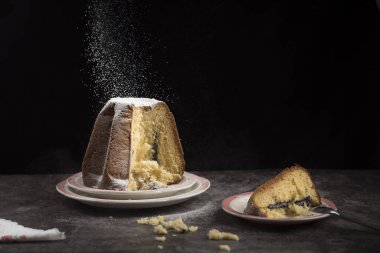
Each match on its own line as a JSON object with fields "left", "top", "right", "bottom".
{"left": 110, "top": 97, "right": 160, "bottom": 107}
{"left": 85, "top": 0, "right": 173, "bottom": 107}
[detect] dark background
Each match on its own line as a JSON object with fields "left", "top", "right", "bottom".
{"left": 1, "top": 0, "right": 380, "bottom": 174}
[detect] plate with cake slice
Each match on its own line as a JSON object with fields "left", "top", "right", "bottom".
{"left": 222, "top": 192, "right": 336, "bottom": 225}
{"left": 66, "top": 172, "right": 198, "bottom": 200}
{"left": 58, "top": 97, "right": 211, "bottom": 207}
{"left": 222, "top": 164, "right": 337, "bottom": 224}
{"left": 56, "top": 174, "right": 210, "bottom": 208}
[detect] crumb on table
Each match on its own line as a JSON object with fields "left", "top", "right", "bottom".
{"left": 137, "top": 216, "right": 198, "bottom": 234}
{"left": 137, "top": 216, "right": 165, "bottom": 225}
{"left": 219, "top": 245, "right": 231, "bottom": 251}
{"left": 208, "top": 229, "right": 239, "bottom": 241}
{"left": 154, "top": 225, "right": 168, "bottom": 235}
{"left": 155, "top": 236, "right": 166, "bottom": 242}
{"left": 189, "top": 226, "right": 198, "bottom": 232}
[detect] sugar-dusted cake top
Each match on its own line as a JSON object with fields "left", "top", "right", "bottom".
{"left": 110, "top": 97, "right": 161, "bottom": 107}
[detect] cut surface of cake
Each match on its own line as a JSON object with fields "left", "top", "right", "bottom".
{"left": 245, "top": 164, "right": 321, "bottom": 218}
{"left": 82, "top": 97, "right": 185, "bottom": 191}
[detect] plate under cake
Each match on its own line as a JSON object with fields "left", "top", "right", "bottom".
{"left": 56, "top": 173, "right": 210, "bottom": 209}
{"left": 66, "top": 172, "right": 198, "bottom": 200}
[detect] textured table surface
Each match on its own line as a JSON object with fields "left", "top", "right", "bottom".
{"left": 1, "top": 170, "right": 380, "bottom": 253}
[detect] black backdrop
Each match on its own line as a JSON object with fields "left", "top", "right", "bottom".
{"left": 1, "top": 0, "right": 380, "bottom": 174}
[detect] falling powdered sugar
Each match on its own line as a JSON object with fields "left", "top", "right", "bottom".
{"left": 85, "top": 0, "right": 171, "bottom": 106}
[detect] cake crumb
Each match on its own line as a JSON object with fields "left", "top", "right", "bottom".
{"left": 189, "top": 226, "right": 198, "bottom": 232}
{"left": 154, "top": 225, "right": 168, "bottom": 235}
{"left": 158, "top": 245, "right": 164, "bottom": 250}
{"left": 137, "top": 217, "right": 149, "bottom": 224}
{"left": 137, "top": 216, "right": 165, "bottom": 225}
{"left": 219, "top": 245, "right": 231, "bottom": 251}
{"left": 172, "top": 234, "right": 177, "bottom": 237}
{"left": 208, "top": 229, "right": 239, "bottom": 241}
{"left": 138, "top": 215, "right": 198, "bottom": 235}
{"left": 150, "top": 216, "right": 165, "bottom": 225}
{"left": 169, "top": 218, "right": 189, "bottom": 232}
{"left": 155, "top": 236, "right": 166, "bottom": 242}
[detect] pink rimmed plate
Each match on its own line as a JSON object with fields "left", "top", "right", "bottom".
{"left": 66, "top": 172, "right": 198, "bottom": 200}
{"left": 222, "top": 192, "right": 336, "bottom": 225}
{"left": 56, "top": 174, "right": 210, "bottom": 208}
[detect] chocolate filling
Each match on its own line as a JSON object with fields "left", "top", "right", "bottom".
{"left": 152, "top": 132, "right": 159, "bottom": 162}
{"left": 268, "top": 202, "right": 289, "bottom": 209}
{"left": 267, "top": 196, "right": 312, "bottom": 209}
{"left": 295, "top": 196, "right": 312, "bottom": 207}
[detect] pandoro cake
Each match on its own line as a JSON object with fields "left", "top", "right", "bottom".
{"left": 82, "top": 97, "right": 185, "bottom": 191}
{"left": 245, "top": 164, "right": 321, "bottom": 218}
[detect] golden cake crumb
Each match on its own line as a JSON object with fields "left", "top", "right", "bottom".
{"left": 137, "top": 216, "right": 165, "bottom": 225}
{"left": 155, "top": 236, "right": 166, "bottom": 242}
{"left": 189, "top": 226, "right": 198, "bottom": 232}
{"left": 219, "top": 245, "right": 231, "bottom": 251}
{"left": 138, "top": 215, "right": 198, "bottom": 235}
{"left": 158, "top": 245, "right": 163, "bottom": 250}
{"left": 208, "top": 229, "right": 239, "bottom": 241}
{"left": 154, "top": 225, "right": 168, "bottom": 235}
{"left": 149, "top": 216, "right": 165, "bottom": 225}
{"left": 169, "top": 218, "right": 189, "bottom": 232}
{"left": 137, "top": 217, "right": 150, "bottom": 224}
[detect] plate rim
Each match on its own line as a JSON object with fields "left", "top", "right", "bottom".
{"left": 56, "top": 174, "right": 210, "bottom": 206}
{"left": 222, "top": 191, "right": 336, "bottom": 223}
{"left": 67, "top": 171, "right": 198, "bottom": 196}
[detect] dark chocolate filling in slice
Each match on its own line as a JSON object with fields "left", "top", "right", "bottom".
{"left": 295, "top": 196, "right": 312, "bottom": 207}
{"left": 152, "top": 132, "right": 159, "bottom": 162}
{"left": 268, "top": 202, "right": 289, "bottom": 209}
{"left": 267, "top": 196, "right": 312, "bottom": 209}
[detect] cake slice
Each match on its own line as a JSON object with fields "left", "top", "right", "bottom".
{"left": 245, "top": 164, "right": 321, "bottom": 218}
{"left": 82, "top": 97, "right": 185, "bottom": 191}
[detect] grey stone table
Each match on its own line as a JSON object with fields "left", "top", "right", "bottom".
{"left": 1, "top": 170, "right": 380, "bottom": 253}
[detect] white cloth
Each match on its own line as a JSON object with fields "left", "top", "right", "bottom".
{"left": 0, "top": 219, "right": 65, "bottom": 242}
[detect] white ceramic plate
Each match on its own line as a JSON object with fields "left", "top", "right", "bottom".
{"left": 66, "top": 172, "right": 198, "bottom": 200}
{"left": 56, "top": 174, "right": 210, "bottom": 208}
{"left": 222, "top": 192, "right": 336, "bottom": 225}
